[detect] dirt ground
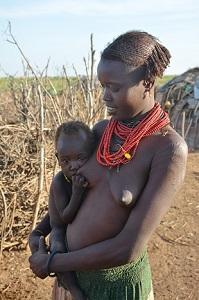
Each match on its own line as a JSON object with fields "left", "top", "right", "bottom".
{"left": 0, "top": 152, "right": 198, "bottom": 300}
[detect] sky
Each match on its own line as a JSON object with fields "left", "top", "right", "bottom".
{"left": 0, "top": 0, "right": 199, "bottom": 77}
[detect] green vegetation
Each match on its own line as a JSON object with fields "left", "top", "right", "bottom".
{"left": 156, "top": 75, "right": 176, "bottom": 88}
{"left": 0, "top": 77, "right": 12, "bottom": 92}
{"left": 0, "top": 75, "right": 176, "bottom": 94}
{"left": 0, "top": 76, "right": 78, "bottom": 95}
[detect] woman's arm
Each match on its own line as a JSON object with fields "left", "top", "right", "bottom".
{"left": 28, "top": 212, "right": 51, "bottom": 254}
{"left": 29, "top": 136, "right": 188, "bottom": 277}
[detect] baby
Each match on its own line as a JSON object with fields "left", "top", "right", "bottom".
{"left": 49, "top": 120, "right": 95, "bottom": 300}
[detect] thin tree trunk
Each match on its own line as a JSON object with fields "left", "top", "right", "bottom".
{"left": 30, "top": 84, "right": 45, "bottom": 232}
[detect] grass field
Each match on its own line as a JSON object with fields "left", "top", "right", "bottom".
{"left": 0, "top": 75, "right": 176, "bottom": 94}
{"left": 156, "top": 75, "right": 176, "bottom": 87}
{"left": 0, "top": 76, "right": 78, "bottom": 95}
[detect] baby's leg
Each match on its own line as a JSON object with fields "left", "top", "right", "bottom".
{"left": 50, "top": 227, "right": 67, "bottom": 253}
{"left": 58, "top": 271, "right": 87, "bottom": 300}
{"left": 51, "top": 278, "right": 73, "bottom": 300}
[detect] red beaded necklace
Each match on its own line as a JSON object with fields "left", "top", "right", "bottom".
{"left": 97, "top": 102, "right": 170, "bottom": 166}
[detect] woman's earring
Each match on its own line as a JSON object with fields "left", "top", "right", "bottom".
{"left": 144, "top": 82, "right": 151, "bottom": 98}
{"left": 148, "top": 88, "right": 152, "bottom": 98}
{"left": 144, "top": 87, "right": 150, "bottom": 98}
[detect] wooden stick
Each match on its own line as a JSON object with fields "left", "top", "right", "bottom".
{"left": 181, "top": 110, "right": 185, "bottom": 139}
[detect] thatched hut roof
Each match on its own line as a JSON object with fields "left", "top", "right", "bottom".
{"left": 156, "top": 67, "right": 199, "bottom": 150}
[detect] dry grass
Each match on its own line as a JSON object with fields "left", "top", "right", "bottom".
{"left": 0, "top": 66, "right": 105, "bottom": 256}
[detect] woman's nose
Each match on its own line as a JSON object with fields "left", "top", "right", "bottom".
{"left": 102, "top": 87, "right": 111, "bottom": 101}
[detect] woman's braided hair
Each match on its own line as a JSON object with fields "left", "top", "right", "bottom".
{"left": 101, "top": 30, "right": 171, "bottom": 84}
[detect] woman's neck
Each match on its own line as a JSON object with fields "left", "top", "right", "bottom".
{"left": 120, "top": 101, "right": 156, "bottom": 127}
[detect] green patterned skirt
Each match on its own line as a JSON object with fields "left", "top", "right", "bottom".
{"left": 75, "top": 249, "right": 152, "bottom": 300}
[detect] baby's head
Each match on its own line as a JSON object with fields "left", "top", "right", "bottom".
{"left": 55, "top": 121, "right": 95, "bottom": 176}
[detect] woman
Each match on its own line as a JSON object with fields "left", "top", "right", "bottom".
{"left": 29, "top": 30, "right": 188, "bottom": 300}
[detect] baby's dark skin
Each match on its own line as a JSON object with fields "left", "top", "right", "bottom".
{"left": 30, "top": 128, "right": 94, "bottom": 300}
{"left": 48, "top": 172, "right": 88, "bottom": 300}
{"left": 49, "top": 130, "right": 93, "bottom": 300}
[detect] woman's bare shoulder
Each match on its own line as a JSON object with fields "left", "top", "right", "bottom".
{"left": 152, "top": 127, "right": 188, "bottom": 175}
{"left": 159, "top": 127, "right": 188, "bottom": 155}
{"left": 92, "top": 119, "right": 109, "bottom": 141}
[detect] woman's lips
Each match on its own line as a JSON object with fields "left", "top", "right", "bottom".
{"left": 107, "top": 106, "right": 117, "bottom": 115}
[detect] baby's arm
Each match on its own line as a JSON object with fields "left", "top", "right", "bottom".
{"left": 59, "top": 174, "right": 88, "bottom": 223}
{"left": 49, "top": 172, "right": 88, "bottom": 251}
{"left": 48, "top": 176, "right": 68, "bottom": 253}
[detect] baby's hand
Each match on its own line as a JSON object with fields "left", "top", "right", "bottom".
{"left": 72, "top": 175, "right": 88, "bottom": 189}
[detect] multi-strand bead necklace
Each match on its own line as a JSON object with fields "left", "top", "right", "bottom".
{"left": 97, "top": 102, "right": 170, "bottom": 167}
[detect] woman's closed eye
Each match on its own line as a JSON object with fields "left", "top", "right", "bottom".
{"left": 111, "top": 86, "right": 120, "bottom": 92}
{"left": 100, "top": 83, "right": 120, "bottom": 93}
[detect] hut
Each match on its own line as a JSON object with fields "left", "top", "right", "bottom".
{"left": 156, "top": 67, "right": 199, "bottom": 150}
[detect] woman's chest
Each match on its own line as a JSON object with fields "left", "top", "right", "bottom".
{"left": 107, "top": 154, "right": 151, "bottom": 207}
{"left": 82, "top": 146, "right": 152, "bottom": 208}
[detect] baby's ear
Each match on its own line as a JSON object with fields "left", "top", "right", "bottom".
{"left": 55, "top": 152, "right": 60, "bottom": 165}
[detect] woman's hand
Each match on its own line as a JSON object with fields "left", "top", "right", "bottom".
{"left": 29, "top": 236, "right": 49, "bottom": 279}
{"left": 29, "top": 229, "right": 50, "bottom": 254}
{"left": 28, "top": 213, "right": 51, "bottom": 254}
{"left": 29, "top": 233, "right": 41, "bottom": 254}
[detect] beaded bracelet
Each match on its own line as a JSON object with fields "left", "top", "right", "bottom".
{"left": 46, "top": 251, "right": 61, "bottom": 277}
